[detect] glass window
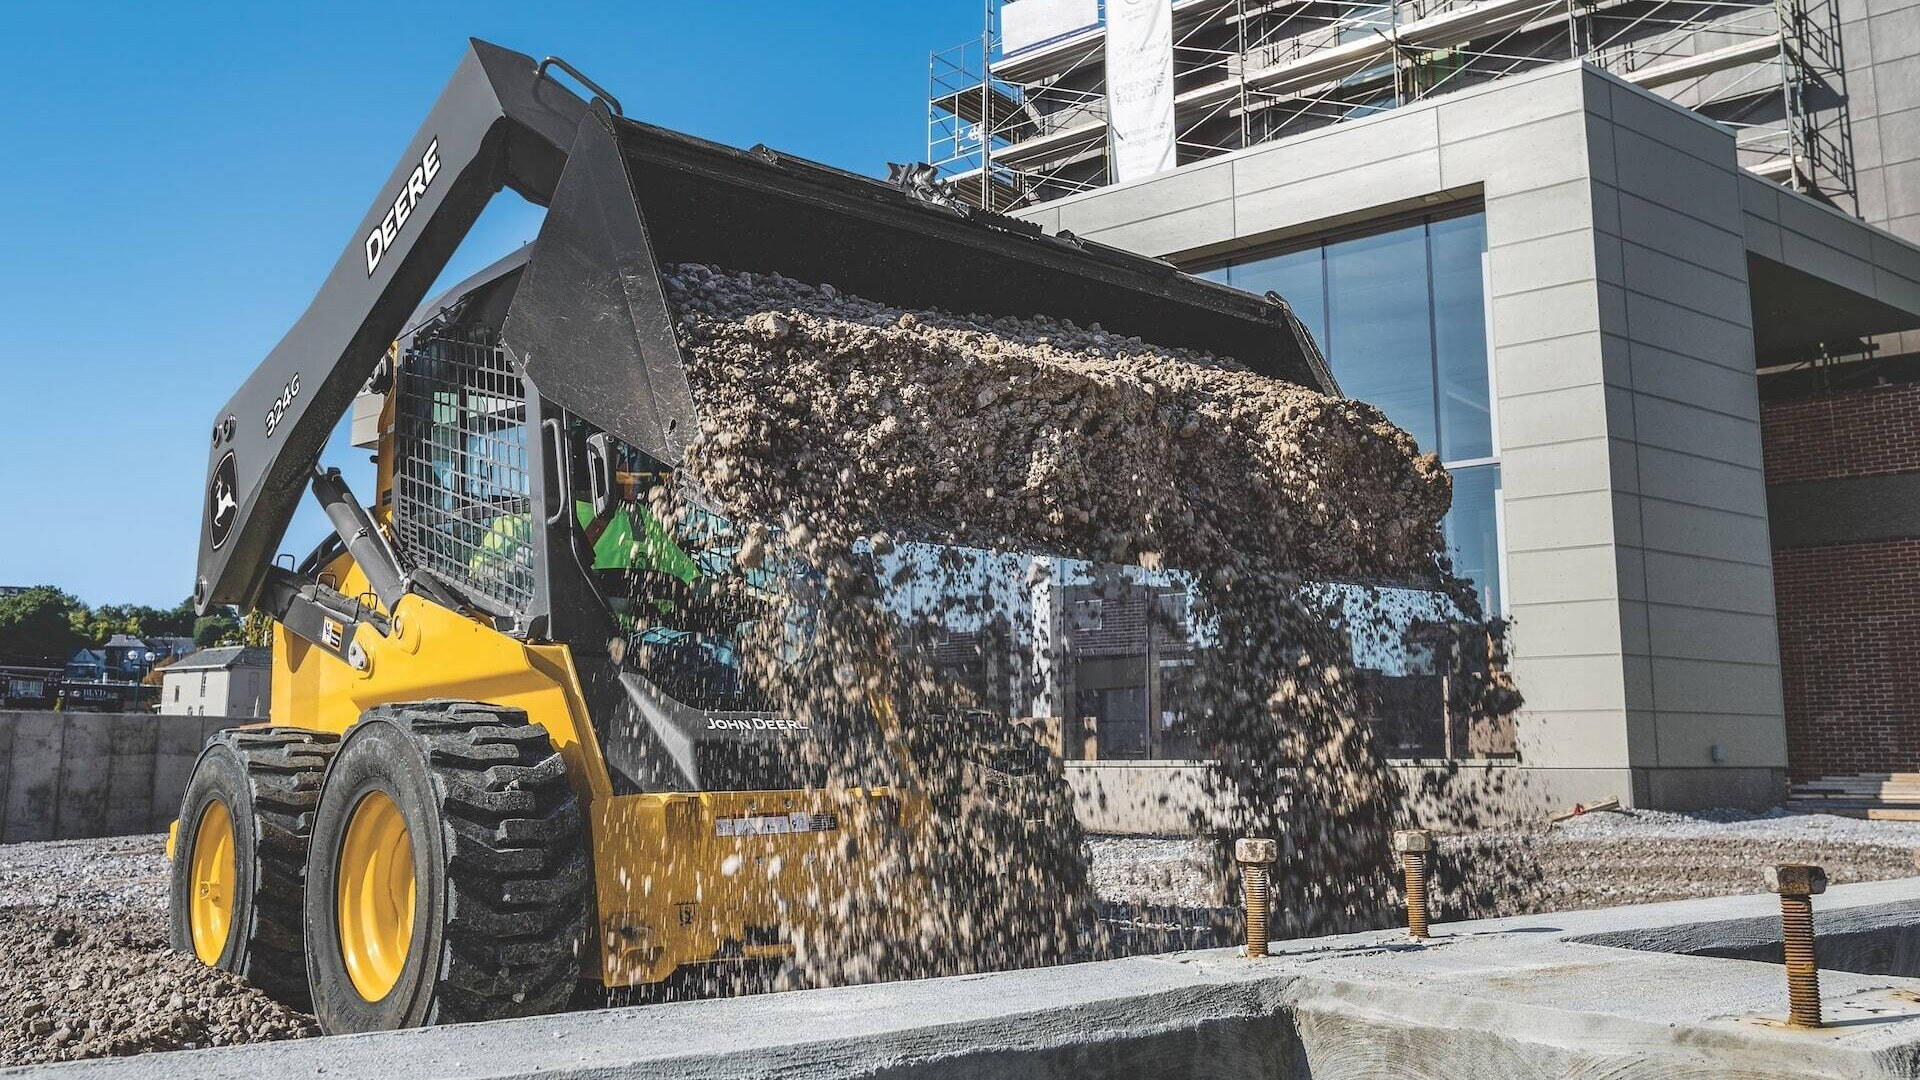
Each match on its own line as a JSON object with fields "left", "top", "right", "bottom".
{"left": 1445, "top": 464, "right": 1502, "bottom": 617}
{"left": 1203, "top": 245, "right": 1327, "bottom": 352}
{"left": 1197, "top": 210, "right": 1499, "bottom": 614}
{"left": 1071, "top": 599, "right": 1104, "bottom": 631}
{"left": 1326, "top": 225, "right": 1437, "bottom": 451}
{"left": 1430, "top": 213, "right": 1493, "bottom": 462}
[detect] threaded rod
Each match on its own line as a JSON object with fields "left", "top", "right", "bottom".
{"left": 1780, "top": 893, "right": 1821, "bottom": 1028}
{"left": 1243, "top": 865, "right": 1271, "bottom": 959}
{"left": 1402, "top": 852, "right": 1430, "bottom": 939}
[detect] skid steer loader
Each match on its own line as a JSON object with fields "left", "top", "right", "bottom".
{"left": 169, "top": 39, "right": 1334, "bottom": 1033}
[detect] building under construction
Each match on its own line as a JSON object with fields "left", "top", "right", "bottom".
{"left": 931, "top": 0, "right": 1859, "bottom": 209}
{"left": 925, "top": 0, "right": 1920, "bottom": 823}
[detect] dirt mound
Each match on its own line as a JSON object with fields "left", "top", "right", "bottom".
{"left": 0, "top": 906, "right": 314, "bottom": 1066}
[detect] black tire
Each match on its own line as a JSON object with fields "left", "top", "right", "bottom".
{"left": 168, "top": 728, "right": 339, "bottom": 1007}
{"left": 303, "top": 701, "right": 590, "bottom": 1033}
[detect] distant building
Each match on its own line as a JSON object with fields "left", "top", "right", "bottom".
{"left": 102, "top": 634, "right": 159, "bottom": 680}
{"left": 147, "top": 636, "right": 198, "bottom": 663}
{"left": 160, "top": 646, "right": 272, "bottom": 718}
{"left": 65, "top": 648, "right": 107, "bottom": 681}
{"left": 0, "top": 657, "right": 61, "bottom": 708}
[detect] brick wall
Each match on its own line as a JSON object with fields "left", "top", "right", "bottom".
{"left": 1762, "top": 381, "right": 1920, "bottom": 483}
{"left": 1764, "top": 381, "right": 1920, "bottom": 781}
{"left": 1773, "top": 540, "right": 1920, "bottom": 780}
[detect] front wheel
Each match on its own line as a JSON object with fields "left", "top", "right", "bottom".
{"left": 303, "top": 701, "right": 590, "bottom": 1033}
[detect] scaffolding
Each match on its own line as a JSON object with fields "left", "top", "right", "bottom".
{"left": 928, "top": 0, "right": 1854, "bottom": 210}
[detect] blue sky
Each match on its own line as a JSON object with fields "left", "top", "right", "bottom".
{"left": 0, "top": 1, "right": 983, "bottom": 607}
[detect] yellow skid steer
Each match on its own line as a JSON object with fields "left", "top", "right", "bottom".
{"left": 169, "top": 39, "right": 1332, "bottom": 1033}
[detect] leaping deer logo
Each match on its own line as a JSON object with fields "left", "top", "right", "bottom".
{"left": 209, "top": 451, "right": 239, "bottom": 549}
{"left": 213, "top": 476, "right": 237, "bottom": 523}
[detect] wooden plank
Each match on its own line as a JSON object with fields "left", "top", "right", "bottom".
{"left": 1549, "top": 796, "right": 1621, "bottom": 823}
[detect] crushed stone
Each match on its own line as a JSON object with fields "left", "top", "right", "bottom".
{"left": 0, "top": 836, "right": 314, "bottom": 1067}
{"left": 1090, "top": 809, "right": 1920, "bottom": 916}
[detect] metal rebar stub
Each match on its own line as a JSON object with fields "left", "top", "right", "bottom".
{"left": 1236, "top": 837, "right": 1278, "bottom": 959}
{"left": 1393, "top": 829, "right": 1434, "bottom": 940}
{"left": 1766, "top": 862, "right": 1827, "bottom": 1028}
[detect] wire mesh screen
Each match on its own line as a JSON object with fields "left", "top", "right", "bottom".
{"left": 393, "top": 328, "right": 536, "bottom": 614}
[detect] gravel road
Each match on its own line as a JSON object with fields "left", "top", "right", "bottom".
{"left": 1090, "top": 808, "right": 1920, "bottom": 914}
{"left": 6, "top": 809, "right": 1918, "bottom": 1066}
{"left": 0, "top": 836, "right": 314, "bottom": 1067}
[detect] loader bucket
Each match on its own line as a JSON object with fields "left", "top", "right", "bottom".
{"left": 504, "top": 105, "right": 1336, "bottom": 468}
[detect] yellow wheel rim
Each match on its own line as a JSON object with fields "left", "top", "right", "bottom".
{"left": 188, "top": 799, "right": 235, "bottom": 965}
{"left": 337, "top": 791, "right": 416, "bottom": 1002}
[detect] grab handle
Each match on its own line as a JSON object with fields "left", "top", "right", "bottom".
{"left": 536, "top": 56, "right": 623, "bottom": 116}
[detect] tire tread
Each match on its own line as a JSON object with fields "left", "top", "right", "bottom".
{"left": 213, "top": 726, "right": 339, "bottom": 1007}
{"left": 357, "top": 701, "right": 588, "bottom": 1026}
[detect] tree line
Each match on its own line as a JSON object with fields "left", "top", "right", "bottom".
{"left": 0, "top": 586, "right": 249, "bottom": 662}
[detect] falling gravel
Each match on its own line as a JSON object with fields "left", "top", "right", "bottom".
{"left": 652, "top": 264, "right": 1519, "bottom": 976}
{"left": 9, "top": 263, "right": 1491, "bottom": 1059}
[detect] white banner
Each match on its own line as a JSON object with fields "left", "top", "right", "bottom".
{"left": 1002, "top": 0, "right": 1100, "bottom": 56}
{"left": 1104, "top": 0, "right": 1177, "bottom": 183}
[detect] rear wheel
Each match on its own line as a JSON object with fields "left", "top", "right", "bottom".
{"left": 168, "top": 728, "right": 339, "bottom": 1006}
{"left": 303, "top": 701, "right": 590, "bottom": 1033}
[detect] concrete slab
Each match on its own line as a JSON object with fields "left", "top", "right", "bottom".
{"left": 14, "top": 879, "right": 1920, "bottom": 1079}
{"left": 2, "top": 713, "right": 65, "bottom": 842}
{"left": 53, "top": 714, "right": 114, "bottom": 840}
{"left": 104, "top": 715, "right": 159, "bottom": 837}
{"left": 0, "top": 719, "right": 15, "bottom": 841}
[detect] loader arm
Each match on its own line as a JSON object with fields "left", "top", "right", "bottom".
{"left": 194, "top": 39, "right": 591, "bottom": 614}
{"left": 201, "top": 38, "right": 1340, "bottom": 621}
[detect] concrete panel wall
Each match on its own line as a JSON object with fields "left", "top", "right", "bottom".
{"left": 1065, "top": 760, "right": 1648, "bottom": 832}
{"left": 0, "top": 711, "right": 241, "bottom": 843}
{"left": 1585, "top": 74, "right": 1788, "bottom": 793}
{"left": 1026, "top": 63, "right": 1798, "bottom": 810}
{"left": 1741, "top": 171, "right": 1920, "bottom": 323}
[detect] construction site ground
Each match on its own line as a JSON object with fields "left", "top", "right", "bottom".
{"left": 5, "top": 808, "right": 1919, "bottom": 1067}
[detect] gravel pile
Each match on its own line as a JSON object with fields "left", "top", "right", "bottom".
{"left": 0, "top": 836, "right": 167, "bottom": 910}
{"left": 1089, "top": 837, "right": 1225, "bottom": 909}
{"left": 0, "top": 836, "right": 315, "bottom": 1067}
{"left": 663, "top": 263, "right": 1449, "bottom": 576}
{"left": 1552, "top": 806, "right": 1920, "bottom": 845}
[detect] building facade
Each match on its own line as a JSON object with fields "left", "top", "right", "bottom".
{"left": 160, "top": 646, "right": 271, "bottom": 718}
{"left": 922, "top": 21, "right": 1920, "bottom": 815}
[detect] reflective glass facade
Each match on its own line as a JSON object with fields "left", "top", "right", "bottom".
{"left": 1201, "top": 210, "right": 1502, "bottom": 615}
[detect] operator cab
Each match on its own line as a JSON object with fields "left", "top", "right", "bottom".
{"left": 381, "top": 260, "right": 839, "bottom": 796}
